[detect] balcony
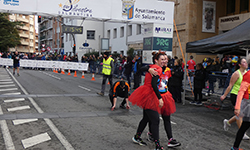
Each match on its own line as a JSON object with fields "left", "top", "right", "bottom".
{"left": 30, "top": 35, "right": 34, "bottom": 40}
{"left": 47, "top": 35, "right": 53, "bottom": 40}
{"left": 21, "top": 41, "right": 29, "bottom": 45}
{"left": 30, "top": 43, "right": 34, "bottom": 47}
{"left": 17, "top": 16, "right": 29, "bottom": 23}
{"left": 19, "top": 33, "right": 29, "bottom": 38}
{"left": 40, "top": 26, "right": 46, "bottom": 32}
{"left": 17, "top": 25, "right": 29, "bottom": 31}
{"left": 30, "top": 27, "right": 34, "bottom": 32}
{"left": 29, "top": 20, "right": 34, "bottom": 25}
{"left": 40, "top": 36, "right": 46, "bottom": 41}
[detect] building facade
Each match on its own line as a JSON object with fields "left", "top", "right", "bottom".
{"left": 39, "top": 17, "right": 64, "bottom": 54}
{"left": 9, "top": 14, "right": 36, "bottom": 53}
{"left": 169, "top": 0, "right": 250, "bottom": 63}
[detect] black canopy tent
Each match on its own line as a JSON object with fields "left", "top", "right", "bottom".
{"left": 186, "top": 18, "right": 250, "bottom": 55}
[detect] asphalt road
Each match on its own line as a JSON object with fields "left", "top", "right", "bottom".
{"left": 0, "top": 67, "right": 249, "bottom": 150}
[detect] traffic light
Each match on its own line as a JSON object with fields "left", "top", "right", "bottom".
{"left": 38, "top": 16, "right": 41, "bottom": 23}
{"left": 73, "top": 44, "right": 76, "bottom": 54}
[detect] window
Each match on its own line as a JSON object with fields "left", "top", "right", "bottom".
{"left": 227, "top": 0, "right": 235, "bottom": 14}
{"left": 128, "top": 25, "right": 132, "bottom": 36}
{"left": 137, "top": 24, "right": 141, "bottom": 35}
{"left": 107, "top": 30, "right": 110, "bottom": 39}
{"left": 22, "top": 15, "right": 26, "bottom": 19}
{"left": 87, "top": 30, "right": 95, "bottom": 39}
{"left": 240, "top": 0, "right": 249, "bottom": 12}
{"left": 113, "top": 28, "right": 117, "bottom": 39}
{"left": 120, "top": 27, "right": 124, "bottom": 37}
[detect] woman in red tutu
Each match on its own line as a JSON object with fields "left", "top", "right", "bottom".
{"left": 147, "top": 54, "right": 181, "bottom": 148}
{"left": 130, "top": 52, "right": 165, "bottom": 150}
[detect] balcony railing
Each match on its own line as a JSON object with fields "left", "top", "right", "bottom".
{"left": 19, "top": 33, "right": 29, "bottom": 38}
{"left": 17, "top": 16, "right": 29, "bottom": 23}
{"left": 21, "top": 41, "right": 29, "bottom": 45}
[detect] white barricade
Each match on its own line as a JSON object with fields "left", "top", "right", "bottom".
{"left": 0, "top": 58, "right": 89, "bottom": 71}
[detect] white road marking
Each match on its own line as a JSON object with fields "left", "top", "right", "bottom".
{"left": 21, "top": 132, "right": 51, "bottom": 149}
{"left": 40, "top": 71, "right": 61, "bottom": 80}
{"left": 0, "top": 88, "right": 18, "bottom": 92}
{"left": 12, "top": 119, "right": 38, "bottom": 125}
{"left": 78, "top": 85, "right": 91, "bottom": 91}
{"left": 0, "top": 79, "right": 12, "bottom": 82}
{"left": 4, "top": 98, "right": 25, "bottom": 103}
{"left": 7, "top": 106, "right": 30, "bottom": 112}
{"left": 0, "top": 105, "right": 15, "bottom": 150}
{"left": 0, "top": 82, "right": 14, "bottom": 84}
{"left": 159, "top": 117, "right": 177, "bottom": 125}
{"left": 8, "top": 69, "right": 75, "bottom": 150}
{"left": 3, "top": 92, "right": 21, "bottom": 95}
{"left": 0, "top": 84, "right": 15, "bottom": 88}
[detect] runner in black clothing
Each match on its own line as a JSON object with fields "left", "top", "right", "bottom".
{"left": 109, "top": 80, "right": 130, "bottom": 111}
{"left": 12, "top": 51, "right": 20, "bottom": 76}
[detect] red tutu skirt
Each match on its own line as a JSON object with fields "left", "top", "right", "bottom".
{"left": 160, "top": 91, "right": 176, "bottom": 116}
{"left": 129, "top": 85, "right": 161, "bottom": 113}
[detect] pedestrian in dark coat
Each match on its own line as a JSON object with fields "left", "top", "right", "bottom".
{"left": 168, "top": 59, "right": 184, "bottom": 103}
{"left": 190, "top": 63, "right": 206, "bottom": 105}
{"left": 124, "top": 56, "right": 133, "bottom": 87}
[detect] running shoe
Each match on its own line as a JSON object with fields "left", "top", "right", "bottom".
{"left": 230, "top": 147, "right": 243, "bottom": 150}
{"left": 97, "top": 92, "right": 104, "bottom": 96}
{"left": 195, "top": 102, "right": 203, "bottom": 106}
{"left": 223, "top": 119, "right": 230, "bottom": 131}
{"left": 132, "top": 136, "right": 147, "bottom": 146}
{"left": 147, "top": 132, "right": 154, "bottom": 142}
{"left": 243, "top": 133, "right": 250, "bottom": 140}
{"left": 155, "top": 145, "right": 164, "bottom": 150}
{"left": 168, "top": 138, "right": 181, "bottom": 148}
{"left": 189, "top": 101, "right": 196, "bottom": 105}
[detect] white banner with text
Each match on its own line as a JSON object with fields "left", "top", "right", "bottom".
{"left": 0, "top": 58, "right": 89, "bottom": 71}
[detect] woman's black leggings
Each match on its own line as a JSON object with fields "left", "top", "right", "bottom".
{"left": 136, "top": 109, "right": 160, "bottom": 141}
{"left": 233, "top": 121, "right": 250, "bottom": 148}
{"left": 149, "top": 115, "right": 173, "bottom": 140}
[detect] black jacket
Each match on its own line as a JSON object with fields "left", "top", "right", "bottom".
{"left": 134, "top": 57, "right": 142, "bottom": 75}
{"left": 169, "top": 65, "right": 184, "bottom": 87}
{"left": 124, "top": 60, "right": 133, "bottom": 75}
{"left": 194, "top": 69, "right": 206, "bottom": 89}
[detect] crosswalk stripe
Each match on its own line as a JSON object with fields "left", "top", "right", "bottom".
{"left": 0, "top": 88, "right": 18, "bottom": 92}
{"left": 12, "top": 119, "right": 38, "bottom": 125}
{"left": 4, "top": 98, "right": 25, "bottom": 103}
{"left": 0, "top": 105, "right": 15, "bottom": 150}
{"left": 3, "top": 92, "right": 21, "bottom": 95}
{"left": 0, "top": 82, "right": 14, "bottom": 85}
{"left": 21, "top": 133, "right": 51, "bottom": 149}
{"left": 0, "top": 84, "right": 15, "bottom": 88}
{"left": 7, "top": 106, "right": 30, "bottom": 112}
{"left": 0, "top": 79, "right": 12, "bottom": 82}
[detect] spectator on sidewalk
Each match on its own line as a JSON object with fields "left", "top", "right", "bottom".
{"left": 187, "top": 55, "right": 196, "bottom": 83}
{"left": 133, "top": 54, "right": 142, "bottom": 89}
{"left": 168, "top": 59, "right": 184, "bottom": 103}
{"left": 190, "top": 63, "right": 206, "bottom": 106}
{"left": 124, "top": 56, "right": 133, "bottom": 87}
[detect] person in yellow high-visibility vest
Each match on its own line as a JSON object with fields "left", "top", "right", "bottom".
{"left": 97, "top": 52, "right": 114, "bottom": 96}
